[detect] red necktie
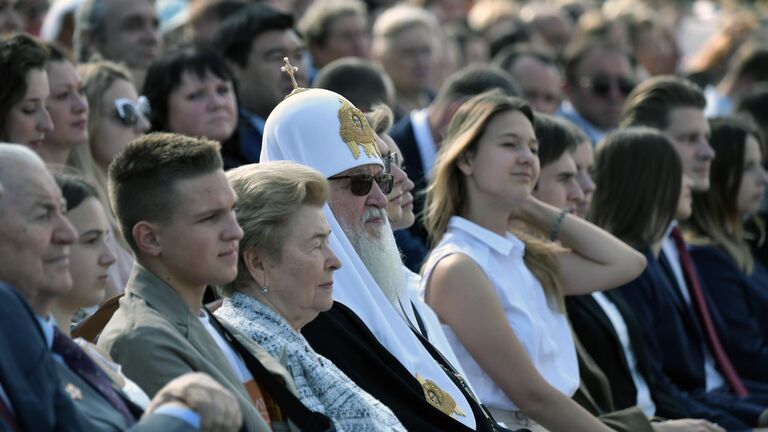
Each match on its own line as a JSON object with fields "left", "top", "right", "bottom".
{"left": 0, "top": 395, "right": 20, "bottom": 431}
{"left": 670, "top": 227, "right": 749, "bottom": 397}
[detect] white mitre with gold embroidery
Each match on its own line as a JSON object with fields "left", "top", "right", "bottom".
{"left": 262, "top": 88, "right": 383, "bottom": 178}
{"left": 261, "top": 88, "right": 477, "bottom": 428}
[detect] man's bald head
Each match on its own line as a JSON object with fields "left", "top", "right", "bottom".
{"left": 0, "top": 142, "right": 45, "bottom": 185}
{"left": 0, "top": 142, "right": 76, "bottom": 312}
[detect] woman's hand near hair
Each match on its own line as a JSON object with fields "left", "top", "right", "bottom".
{"left": 513, "top": 196, "right": 647, "bottom": 295}
{"left": 425, "top": 254, "right": 614, "bottom": 432}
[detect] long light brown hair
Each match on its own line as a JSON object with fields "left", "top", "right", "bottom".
{"left": 424, "top": 89, "right": 564, "bottom": 310}
{"left": 687, "top": 117, "right": 763, "bottom": 274}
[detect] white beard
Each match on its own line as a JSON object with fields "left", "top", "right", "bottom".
{"left": 340, "top": 207, "right": 407, "bottom": 310}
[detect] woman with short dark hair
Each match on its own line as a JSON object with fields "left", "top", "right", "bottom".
{"left": 143, "top": 45, "right": 238, "bottom": 144}
{"left": 0, "top": 33, "right": 53, "bottom": 148}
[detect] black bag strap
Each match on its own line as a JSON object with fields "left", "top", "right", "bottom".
{"left": 401, "top": 305, "right": 530, "bottom": 432}
{"left": 205, "top": 308, "right": 335, "bottom": 432}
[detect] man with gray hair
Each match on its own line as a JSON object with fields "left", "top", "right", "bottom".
{"left": 0, "top": 143, "right": 242, "bottom": 432}
{"left": 75, "top": 0, "right": 161, "bottom": 89}
{"left": 372, "top": 4, "right": 440, "bottom": 118}
{"left": 298, "top": 0, "right": 371, "bottom": 77}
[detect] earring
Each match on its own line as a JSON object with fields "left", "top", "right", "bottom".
{"left": 260, "top": 285, "right": 269, "bottom": 294}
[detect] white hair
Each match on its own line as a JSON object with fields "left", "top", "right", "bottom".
{"left": 341, "top": 206, "right": 406, "bottom": 307}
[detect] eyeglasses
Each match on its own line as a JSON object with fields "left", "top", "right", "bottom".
{"left": 114, "top": 96, "right": 151, "bottom": 126}
{"left": 578, "top": 75, "right": 636, "bottom": 98}
{"left": 329, "top": 173, "right": 394, "bottom": 196}
{"left": 383, "top": 152, "right": 401, "bottom": 173}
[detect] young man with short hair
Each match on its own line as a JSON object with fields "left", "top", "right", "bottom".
{"left": 99, "top": 133, "right": 312, "bottom": 432}
{"left": 618, "top": 76, "right": 768, "bottom": 430}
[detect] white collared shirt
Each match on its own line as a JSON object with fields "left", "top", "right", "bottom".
{"left": 198, "top": 311, "right": 253, "bottom": 384}
{"left": 591, "top": 292, "right": 656, "bottom": 416}
{"left": 410, "top": 109, "right": 437, "bottom": 180}
{"left": 660, "top": 223, "right": 724, "bottom": 391}
{"left": 421, "top": 216, "right": 579, "bottom": 411}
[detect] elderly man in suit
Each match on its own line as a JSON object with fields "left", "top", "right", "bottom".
{"left": 97, "top": 133, "right": 321, "bottom": 431}
{"left": 0, "top": 143, "right": 242, "bottom": 431}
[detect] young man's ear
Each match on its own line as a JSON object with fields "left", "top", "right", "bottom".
{"left": 133, "top": 222, "right": 162, "bottom": 257}
{"left": 243, "top": 248, "right": 267, "bottom": 288}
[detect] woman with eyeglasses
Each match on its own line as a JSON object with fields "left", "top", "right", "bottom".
{"left": 142, "top": 45, "right": 238, "bottom": 146}
{"left": 0, "top": 33, "right": 53, "bottom": 149}
{"left": 686, "top": 117, "right": 768, "bottom": 383}
{"left": 35, "top": 42, "right": 88, "bottom": 166}
{"left": 420, "top": 90, "right": 646, "bottom": 432}
{"left": 68, "top": 60, "right": 149, "bottom": 296}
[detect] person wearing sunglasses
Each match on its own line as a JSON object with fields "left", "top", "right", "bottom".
{"left": 560, "top": 40, "right": 636, "bottom": 145}
{"left": 67, "top": 60, "right": 149, "bottom": 296}
{"left": 263, "top": 88, "right": 502, "bottom": 432}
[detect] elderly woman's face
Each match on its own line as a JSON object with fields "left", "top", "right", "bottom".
{"left": 261, "top": 204, "right": 341, "bottom": 330}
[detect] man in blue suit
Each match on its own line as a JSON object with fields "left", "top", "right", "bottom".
{"left": 0, "top": 282, "right": 83, "bottom": 431}
{"left": 0, "top": 143, "right": 242, "bottom": 432}
{"left": 618, "top": 76, "right": 768, "bottom": 429}
{"left": 212, "top": 4, "right": 307, "bottom": 169}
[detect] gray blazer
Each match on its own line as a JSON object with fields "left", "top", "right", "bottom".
{"left": 55, "top": 362, "right": 195, "bottom": 431}
{"left": 98, "top": 264, "right": 299, "bottom": 432}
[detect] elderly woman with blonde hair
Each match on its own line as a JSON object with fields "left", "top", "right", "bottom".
{"left": 215, "top": 161, "right": 405, "bottom": 432}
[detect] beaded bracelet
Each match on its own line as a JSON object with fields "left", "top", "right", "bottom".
{"left": 549, "top": 209, "right": 569, "bottom": 241}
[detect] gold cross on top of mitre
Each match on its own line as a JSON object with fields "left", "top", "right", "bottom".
{"left": 281, "top": 57, "right": 307, "bottom": 98}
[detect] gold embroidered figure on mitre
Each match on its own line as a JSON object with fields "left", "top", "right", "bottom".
{"left": 338, "top": 97, "right": 378, "bottom": 159}
{"left": 416, "top": 373, "right": 466, "bottom": 418}
{"left": 280, "top": 57, "right": 307, "bottom": 98}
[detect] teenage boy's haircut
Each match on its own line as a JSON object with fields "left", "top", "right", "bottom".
{"left": 108, "top": 133, "right": 223, "bottom": 252}
{"left": 534, "top": 113, "right": 580, "bottom": 167}
{"left": 619, "top": 75, "right": 706, "bottom": 130}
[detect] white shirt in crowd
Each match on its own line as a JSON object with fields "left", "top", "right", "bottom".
{"left": 421, "top": 216, "right": 579, "bottom": 412}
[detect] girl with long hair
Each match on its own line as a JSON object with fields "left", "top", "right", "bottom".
{"left": 420, "top": 90, "right": 644, "bottom": 431}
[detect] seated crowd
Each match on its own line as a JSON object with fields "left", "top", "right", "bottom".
{"left": 2, "top": 0, "right": 768, "bottom": 431}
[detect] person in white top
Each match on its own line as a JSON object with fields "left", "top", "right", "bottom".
{"left": 420, "top": 90, "right": 647, "bottom": 432}
{"left": 365, "top": 104, "right": 469, "bottom": 379}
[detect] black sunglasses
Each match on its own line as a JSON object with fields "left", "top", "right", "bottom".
{"left": 383, "top": 152, "right": 401, "bottom": 173}
{"left": 329, "top": 173, "right": 394, "bottom": 196}
{"left": 114, "top": 96, "right": 151, "bottom": 126}
{"left": 578, "top": 75, "right": 635, "bottom": 98}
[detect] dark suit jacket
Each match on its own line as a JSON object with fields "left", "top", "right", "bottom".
{"left": 389, "top": 114, "right": 430, "bottom": 271}
{"left": 570, "top": 333, "right": 655, "bottom": 432}
{"left": 55, "top": 361, "right": 194, "bottom": 432}
{"left": 0, "top": 283, "right": 82, "bottom": 431}
{"left": 567, "top": 291, "right": 688, "bottom": 419}
{"left": 303, "top": 301, "right": 500, "bottom": 432}
{"left": 617, "top": 249, "right": 763, "bottom": 429}
{"left": 690, "top": 244, "right": 768, "bottom": 383}
{"left": 221, "top": 110, "right": 264, "bottom": 169}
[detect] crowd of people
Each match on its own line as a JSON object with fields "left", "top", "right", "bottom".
{"left": 1, "top": 0, "right": 768, "bottom": 431}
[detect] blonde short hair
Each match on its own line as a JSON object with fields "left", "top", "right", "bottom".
{"left": 221, "top": 161, "right": 329, "bottom": 296}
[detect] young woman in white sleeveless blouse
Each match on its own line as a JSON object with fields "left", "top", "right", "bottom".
{"left": 420, "top": 91, "right": 646, "bottom": 432}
